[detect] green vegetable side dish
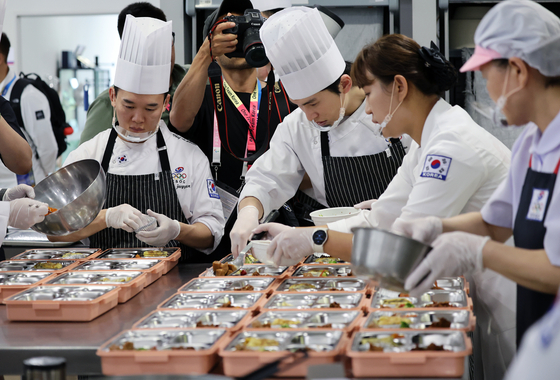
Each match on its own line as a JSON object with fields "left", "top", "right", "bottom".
{"left": 321, "top": 271, "right": 329, "bottom": 277}
{"left": 400, "top": 321, "right": 410, "bottom": 328}
{"left": 404, "top": 302, "right": 415, "bottom": 308}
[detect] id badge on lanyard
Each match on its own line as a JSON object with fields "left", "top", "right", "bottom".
{"left": 212, "top": 79, "right": 261, "bottom": 181}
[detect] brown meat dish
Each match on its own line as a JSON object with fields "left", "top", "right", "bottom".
{"left": 329, "top": 302, "right": 341, "bottom": 308}
{"left": 411, "top": 343, "right": 446, "bottom": 351}
{"left": 428, "top": 317, "right": 452, "bottom": 328}
{"left": 427, "top": 301, "right": 456, "bottom": 308}
{"left": 234, "top": 284, "right": 254, "bottom": 291}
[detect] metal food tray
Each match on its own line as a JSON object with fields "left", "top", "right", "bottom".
{"left": 74, "top": 259, "right": 161, "bottom": 271}
{"left": 248, "top": 310, "right": 361, "bottom": 330}
{"left": 134, "top": 309, "right": 250, "bottom": 330}
{"left": 47, "top": 271, "right": 144, "bottom": 285}
{"left": 230, "top": 265, "right": 288, "bottom": 277}
{"left": 364, "top": 310, "right": 475, "bottom": 331}
{"left": 158, "top": 292, "right": 264, "bottom": 310}
{"left": 263, "top": 292, "right": 364, "bottom": 310}
{"left": 11, "top": 248, "right": 100, "bottom": 261}
{"left": 101, "top": 329, "right": 226, "bottom": 351}
{"left": 0, "top": 271, "right": 54, "bottom": 285}
{"left": 292, "top": 265, "right": 353, "bottom": 278}
{"left": 371, "top": 288, "right": 471, "bottom": 309}
{"left": 7, "top": 284, "right": 117, "bottom": 302}
{"left": 220, "top": 253, "right": 261, "bottom": 265}
{"left": 0, "top": 260, "right": 79, "bottom": 272}
{"left": 276, "top": 278, "right": 367, "bottom": 292}
{"left": 224, "top": 330, "right": 343, "bottom": 352}
{"left": 433, "top": 277, "right": 467, "bottom": 291}
{"left": 179, "top": 277, "right": 275, "bottom": 293}
{"left": 97, "top": 248, "right": 178, "bottom": 259}
{"left": 352, "top": 330, "right": 467, "bottom": 353}
{"left": 303, "top": 254, "right": 347, "bottom": 264}
{"left": 2, "top": 228, "right": 74, "bottom": 247}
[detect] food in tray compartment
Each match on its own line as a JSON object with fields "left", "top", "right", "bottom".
{"left": 221, "top": 301, "right": 234, "bottom": 308}
{"left": 303, "top": 269, "right": 330, "bottom": 277}
{"left": 329, "top": 302, "right": 341, "bottom": 308}
{"left": 428, "top": 317, "right": 452, "bottom": 328}
{"left": 360, "top": 334, "right": 404, "bottom": 350}
{"left": 411, "top": 343, "right": 447, "bottom": 351}
{"left": 196, "top": 321, "right": 220, "bottom": 328}
{"left": 314, "top": 257, "right": 342, "bottom": 264}
{"left": 33, "top": 262, "right": 63, "bottom": 270}
{"left": 272, "top": 318, "right": 301, "bottom": 328}
{"left": 109, "top": 341, "right": 136, "bottom": 351}
{"left": 371, "top": 315, "right": 413, "bottom": 327}
{"left": 134, "top": 250, "right": 168, "bottom": 258}
{"left": 235, "top": 337, "right": 280, "bottom": 351}
{"left": 213, "top": 261, "right": 237, "bottom": 276}
{"left": 234, "top": 284, "right": 254, "bottom": 291}
{"left": 309, "top": 323, "right": 333, "bottom": 328}
{"left": 100, "top": 276, "right": 132, "bottom": 283}
{"left": 245, "top": 253, "right": 259, "bottom": 264}
{"left": 61, "top": 252, "right": 86, "bottom": 259}
{"left": 380, "top": 298, "right": 415, "bottom": 308}
{"left": 427, "top": 301, "right": 456, "bottom": 308}
{"left": 288, "top": 283, "right": 316, "bottom": 291}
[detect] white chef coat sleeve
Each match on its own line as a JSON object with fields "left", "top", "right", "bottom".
{"left": 20, "top": 85, "right": 58, "bottom": 175}
{"left": 62, "top": 131, "right": 108, "bottom": 168}
{"left": 240, "top": 122, "right": 305, "bottom": 219}
{"left": 0, "top": 201, "right": 9, "bottom": 245}
{"left": 185, "top": 152, "right": 225, "bottom": 254}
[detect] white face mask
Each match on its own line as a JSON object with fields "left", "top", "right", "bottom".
{"left": 112, "top": 110, "right": 159, "bottom": 143}
{"left": 492, "top": 65, "right": 522, "bottom": 128}
{"left": 369, "top": 81, "right": 403, "bottom": 137}
{"left": 310, "top": 93, "right": 347, "bottom": 132}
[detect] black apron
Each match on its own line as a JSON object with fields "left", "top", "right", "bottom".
{"left": 512, "top": 154, "right": 559, "bottom": 346}
{"left": 321, "top": 132, "right": 406, "bottom": 207}
{"left": 89, "top": 128, "right": 194, "bottom": 262}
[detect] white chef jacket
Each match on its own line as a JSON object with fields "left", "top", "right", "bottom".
{"left": 239, "top": 100, "right": 412, "bottom": 218}
{"left": 504, "top": 289, "right": 560, "bottom": 380}
{"left": 328, "top": 99, "right": 516, "bottom": 380}
{"left": 64, "top": 121, "right": 225, "bottom": 254}
{"left": 0, "top": 67, "right": 57, "bottom": 184}
{"left": 481, "top": 111, "right": 560, "bottom": 267}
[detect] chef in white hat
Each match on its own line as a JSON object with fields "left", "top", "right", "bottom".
{"left": 230, "top": 7, "right": 409, "bottom": 256}
{"left": 390, "top": 0, "right": 560, "bottom": 367}
{"left": 51, "top": 15, "right": 225, "bottom": 261}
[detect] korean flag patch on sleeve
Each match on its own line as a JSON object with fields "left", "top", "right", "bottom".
{"left": 207, "top": 179, "right": 221, "bottom": 199}
{"left": 420, "top": 154, "right": 452, "bottom": 181}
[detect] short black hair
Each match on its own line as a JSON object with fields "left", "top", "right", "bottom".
{"left": 323, "top": 61, "right": 353, "bottom": 95}
{"left": 117, "top": 2, "right": 167, "bottom": 39}
{"left": 0, "top": 33, "right": 10, "bottom": 63}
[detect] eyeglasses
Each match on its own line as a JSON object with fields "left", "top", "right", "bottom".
{"left": 172, "top": 32, "right": 175, "bottom": 46}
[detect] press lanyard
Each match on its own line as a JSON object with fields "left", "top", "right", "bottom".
{"left": 212, "top": 79, "right": 261, "bottom": 179}
{"left": 2, "top": 75, "right": 16, "bottom": 97}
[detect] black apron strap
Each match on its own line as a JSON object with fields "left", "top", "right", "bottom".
{"left": 321, "top": 132, "right": 330, "bottom": 157}
{"left": 101, "top": 128, "right": 118, "bottom": 174}
{"left": 156, "top": 128, "right": 171, "bottom": 172}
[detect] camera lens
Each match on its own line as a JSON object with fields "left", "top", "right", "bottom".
{"left": 243, "top": 28, "right": 269, "bottom": 67}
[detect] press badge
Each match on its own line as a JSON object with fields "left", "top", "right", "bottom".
{"left": 527, "top": 188, "right": 549, "bottom": 221}
{"left": 420, "top": 155, "right": 452, "bottom": 181}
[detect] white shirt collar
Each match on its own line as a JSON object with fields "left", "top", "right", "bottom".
{"left": 420, "top": 98, "right": 452, "bottom": 147}
{"left": 529, "top": 110, "right": 560, "bottom": 157}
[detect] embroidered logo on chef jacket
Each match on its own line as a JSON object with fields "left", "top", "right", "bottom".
{"left": 207, "top": 179, "right": 220, "bottom": 199}
{"left": 35, "top": 110, "right": 45, "bottom": 120}
{"left": 527, "top": 188, "right": 549, "bottom": 222}
{"left": 117, "top": 154, "right": 127, "bottom": 163}
{"left": 173, "top": 167, "right": 190, "bottom": 189}
{"left": 420, "top": 155, "right": 452, "bottom": 181}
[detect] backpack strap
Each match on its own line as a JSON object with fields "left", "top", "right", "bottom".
{"left": 8, "top": 76, "right": 29, "bottom": 132}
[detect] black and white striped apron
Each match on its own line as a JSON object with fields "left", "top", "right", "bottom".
{"left": 89, "top": 128, "right": 193, "bottom": 261}
{"left": 321, "top": 132, "right": 406, "bottom": 207}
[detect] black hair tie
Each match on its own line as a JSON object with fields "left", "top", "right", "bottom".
{"left": 418, "top": 41, "right": 448, "bottom": 69}
{"left": 418, "top": 41, "right": 457, "bottom": 92}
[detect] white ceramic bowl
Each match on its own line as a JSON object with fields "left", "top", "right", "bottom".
{"left": 309, "top": 207, "right": 360, "bottom": 225}
{"left": 251, "top": 240, "right": 301, "bottom": 267}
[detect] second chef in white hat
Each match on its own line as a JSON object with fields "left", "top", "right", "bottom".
{"left": 50, "top": 15, "right": 225, "bottom": 261}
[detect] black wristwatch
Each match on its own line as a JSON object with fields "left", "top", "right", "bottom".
{"left": 312, "top": 228, "right": 328, "bottom": 253}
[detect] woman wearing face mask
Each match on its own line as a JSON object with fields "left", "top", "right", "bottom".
{"left": 229, "top": 7, "right": 411, "bottom": 256}
{"left": 49, "top": 15, "right": 225, "bottom": 261}
{"left": 393, "top": 0, "right": 560, "bottom": 364}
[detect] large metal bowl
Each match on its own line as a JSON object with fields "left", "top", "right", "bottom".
{"left": 31, "top": 159, "right": 106, "bottom": 236}
{"left": 351, "top": 227, "right": 432, "bottom": 291}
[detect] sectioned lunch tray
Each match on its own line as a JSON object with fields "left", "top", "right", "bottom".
{"left": 347, "top": 330, "right": 472, "bottom": 378}
{"left": 220, "top": 253, "right": 261, "bottom": 265}
{"left": 73, "top": 259, "right": 165, "bottom": 286}
{"left": 220, "top": 330, "right": 346, "bottom": 377}
{"left": 246, "top": 310, "right": 361, "bottom": 332}
{"left": 202, "top": 264, "right": 290, "bottom": 278}
{"left": 291, "top": 265, "right": 353, "bottom": 278}
{"left": 97, "top": 248, "right": 180, "bottom": 274}
{"left": 0, "top": 260, "right": 81, "bottom": 274}
{"left": 11, "top": 248, "right": 101, "bottom": 261}
{"left": 263, "top": 292, "right": 366, "bottom": 310}
{"left": 363, "top": 310, "right": 476, "bottom": 332}
{"left": 0, "top": 271, "right": 58, "bottom": 302}
{"left": 370, "top": 288, "right": 472, "bottom": 310}
{"left": 46, "top": 271, "right": 148, "bottom": 303}
{"left": 97, "top": 329, "right": 228, "bottom": 376}
{"left": 158, "top": 292, "right": 265, "bottom": 311}
{"left": 133, "top": 309, "right": 251, "bottom": 331}
{"left": 276, "top": 278, "right": 367, "bottom": 292}
{"left": 303, "top": 254, "right": 348, "bottom": 265}
{"left": 178, "top": 277, "right": 276, "bottom": 294}
{"left": 4, "top": 284, "right": 119, "bottom": 321}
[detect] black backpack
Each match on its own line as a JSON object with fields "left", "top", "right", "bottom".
{"left": 9, "top": 72, "right": 69, "bottom": 157}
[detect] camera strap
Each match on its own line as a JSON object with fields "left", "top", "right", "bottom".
{"left": 268, "top": 69, "right": 292, "bottom": 123}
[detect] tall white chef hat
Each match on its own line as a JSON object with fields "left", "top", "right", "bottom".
{"left": 260, "top": 7, "right": 345, "bottom": 100}
{"left": 114, "top": 14, "right": 172, "bottom": 95}
{"left": 461, "top": 0, "right": 560, "bottom": 76}
{"left": 251, "top": 0, "right": 291, "bottom": 12}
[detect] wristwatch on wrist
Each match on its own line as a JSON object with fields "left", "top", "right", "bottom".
{"left": 312, "top": 228, "right": 328, "bottom": 253}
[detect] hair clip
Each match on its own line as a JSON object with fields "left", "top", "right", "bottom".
{"left": 418, "top": 41, "right": 448, "bottom": 69}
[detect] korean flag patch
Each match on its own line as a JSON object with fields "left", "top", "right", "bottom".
{"left": 207, "top": 179, "right": 220, "bottom": 199}
{"left": 421, "top": 154, "right": 452, "bottom": 181}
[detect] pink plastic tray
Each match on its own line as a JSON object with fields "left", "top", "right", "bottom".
{"left": 359, "top": 310, "right": 476, "bottom": 333}
{"left": 10, "top": 248, "right": 102, "bottom": 261}
{"left": 262, "top": 291, "right": 370, "bottom": 312}
{"left": 156, "top": 291, "right": 268, "bottom": 313}
{"left": 200, "top": 265, "right": 295, "bottom": 279}
{"left": 97, "top": 247, "right": 181, "bottom": 274}
{"left": 178, "top": 277, "right": 280, "bottom": 296}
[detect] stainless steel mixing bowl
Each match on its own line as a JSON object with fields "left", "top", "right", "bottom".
{"left": 351, "top": 227, "right": 432, "bottom": 291}
{"left": 32, "top": 159, "right": 106, "bottom": 236}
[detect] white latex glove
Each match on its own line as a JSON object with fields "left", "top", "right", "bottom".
{"left": 3, "top": 184, "right": 35, "bottom": 201}
{"left": 105, "top": 204, "right": 143, "bottom": 233}
{"left": 136, "top": 209, "right": 181, "bottom": 247}
{"left": 230, "top": 205, "right": 260, "bottom": 257}
{"left": 404, "top": 232, "right": 490, "bottom": 297}
{"left": 253, "top": 223, "right": 313, "bottom": 267}
{"left": 392, "top": 216, "right": 443, "bottom": 245}
{"left": 8, "top": 198, "right": 48, "bottom": 229}
{"left": 353, "top": 199, "right": 377, "bottom": 210}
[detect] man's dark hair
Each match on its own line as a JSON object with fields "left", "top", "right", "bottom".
{"left": 118, "top": 2, "right": 167, "bottom": 38}
{"left": 323, "top": 61, "right": 353, "bottom": 95}
{"left": 0, "top": 33, "right": 10, "bottom": 63}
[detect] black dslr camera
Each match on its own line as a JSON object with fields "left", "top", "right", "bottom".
{"left": 223, "top": 9, "right": 269, "bottom": 68}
